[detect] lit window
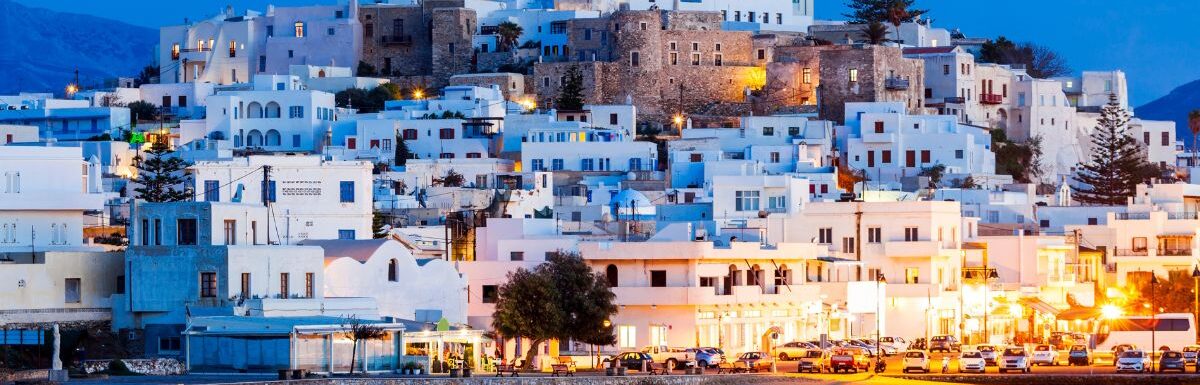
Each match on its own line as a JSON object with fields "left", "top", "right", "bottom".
{"left": 849, "top": 69, "right": 859, "bottom": 82}
{"left": 294, "top": 21, "right": 306, "bottom": 37}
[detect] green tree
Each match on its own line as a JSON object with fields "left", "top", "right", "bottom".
{"left": 992, "top": 130, "right": 1044, "bottom": 184}
{"left": 127, "top": 101, "right": 158, "bottom": 124}
{"left": 133, "top": 142, "right": 192, "bottom": 202}
{"left": 1071, "top": 95, "right": 1158, "bottom": 205}
{"left": 492, "top": 251, "right": 618, "bottom": 369}
{"left": 978, "top": 36, "right": 1070, "bottom": 79}
{"left": 394, "top": 135, "right": 410, "bottom": 166}
{"left": 357, "top": 61, "right": 378, "bottom": 77}
{"left": 372, "top": 212, "right": 389, "bottom": 239}
{"left": 378, "top": 83, "right": 404, "bottom": 100}
{"left": 861, "top": 21, "right": 890, "bottom": 45}
{"left": 496, "top": 21, "right": 524, "bottom": 52}
{"left": 135, "top": 65, "right": 159, "bottom": 86}
{"left": 919, "top": 163, "right": 946, "bottom": 188}
{"left": 555, "top": 65, "right": 585, "bottom": 110}
{"left": 341, "top": 316, "right": 387, "bottom": 374}
{"left": 844, "top": 0, "right": 926, "bottom": 24}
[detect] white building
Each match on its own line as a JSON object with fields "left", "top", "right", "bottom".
{"left": 0, "top": 94, "right": 131, "bottom": 142}
{"left": 624, "top": 0, "right": 815, "bottom": 33}
{"left": 1056, "top": 70, "right": 1128, "bottom": 111}
{"left": 194, "top": 75, "right": 337, "bottom": 151}
{"left": 520, "top": 120, "right": 655, "bottom": 172}
{"left": 189, "top": 155, "right": 373, "bottom": 241}
{"left": 0, "top": 146, "right": 105, "bottom": 252}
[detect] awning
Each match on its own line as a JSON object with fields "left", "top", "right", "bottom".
{"left": 1019, "top": 297, "right": 1062, "bottom": 316}
{"left": 1056, "top": 307, "right": 1100, "bottom": 321}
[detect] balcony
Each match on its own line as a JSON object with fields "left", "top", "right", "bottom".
{"left": 1112, "top": 248, "right": 1148, "bottom": 257}
{"left": 884, "top": 77, "right": 910, "bottom": 90}
{"left": 1114, "top": 212, "right": 1150, "bottom": 220}
{"left": 380, "top": 35, "right": 413, "bottom": 46}
{"left": 1159, "top": 248, "right": 1192, "bottom": 257}
{"left": 1167, "top": 211, "right": 1199, "bottom": 220}
{"left": 980, "top": 93, "right": 1003, "bottom": 104}
{"left": 943, "top": 96, "right": 965, "bottom": 104}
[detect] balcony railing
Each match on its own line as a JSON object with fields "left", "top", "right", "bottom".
{"left": 179, "top": 47, "right": 212, "bottom": 53}
{"left": 1160, "top": 248, "right": 1192, "bottom": 256}
{"left": 1167, "top": 211, "right": 1199, "bottom": 220}
{"left": 380, "top": 35, "right": 413, "bottom": 46}
{"left": 884, "top": 77, "right": 910, "bottom": 90}
{"left": 1114, "top": 212, "right": 1150, "bottom": 220}
{"left": 1112, "top": 248, "right": 1148, "bottom": 257}
{"left": 980, "top": 93, "right": 1003, "bottom": 104}
{"left": 943, "top": 96, "right": 965, "bottom": 104}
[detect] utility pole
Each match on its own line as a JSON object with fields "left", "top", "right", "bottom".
{"left": 262, "top": 165, "right": 272, "bottom": 245}
{"left": 855, "top": 201, "right": 862, "bottom": 281}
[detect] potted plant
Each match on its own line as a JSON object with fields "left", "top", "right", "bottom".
{"left": 414, "top": 362, "right": 424, "bottom": 376}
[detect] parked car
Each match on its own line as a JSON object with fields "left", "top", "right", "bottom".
{"left": 1159, "top": 351, "right": 1187, "bottom": 373}
{"left": 910, "top": 337, "right": 927, "bottom": 351}
{"left": 641, "top": 346, "right": 695, "bottom": 368}
{"left": 797, "top": 349, "right": 828, "bottom": 373}
{"left": 1183, "top": 345, "right": 1200, "bottom": 365}
{"left": 776, "top": 341, "right": 810, "bottom": 361}
{"left": 1031, "top": 344, "right": 1062, "bottom": 366}
{"left": 977, "top": 344, "right": 998, "bottom": 366}
{"left": 880, "top": 336, "right": 910, "bottom": 353}
{"left": 902, "top": 350, "right": 931, "bottom": 373}
{"left": 735, "top": 351, "right": 775, "bottom": 372}
{"left": 929, "top": 335, "right": 961, "bottom": 353}
{"left": 1068, "top": 344, "right": 1092, "bottom": 366}
{"left": 606, "top": 352, "right": 653, "bottom": 371}
{"left": 829, "top": 348, "right": 870, "bottom": 373}
{"left": 686, "top": 347, "right": 722, "bottom": 368}
{"left": 958, "top": 350, "right": 986, "bottom": 373}
{"left": 1116, "top": 350, "right": 1151, "bottom": 373}
{"left": 999, "top": 346, "right": 1031, "bottom": 373}
{"left": 1109, "top": 344, "right": 1137, "bottom": 366}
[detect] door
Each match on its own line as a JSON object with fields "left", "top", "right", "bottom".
{"left": 867, "top": 151, "right": 875, "bottom": 167}
{"left": 905, "top": 151, "right": 916, "bottom": 167}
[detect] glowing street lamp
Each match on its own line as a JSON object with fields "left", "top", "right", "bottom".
{"left": 413, "top": 89, "right": 425, "bottom": 100}
{"left": 65, "top": 84, "right": 79, "bottom": 98}
{"left": 1100, "top": 304, "right": 1124, "bottom": 320}
{"left": 672, "top": 114, "right": 684, "bottom": 131}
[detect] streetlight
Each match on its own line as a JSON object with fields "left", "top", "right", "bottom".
{"left": 876, "top": 272, "right": 886, "bottom": 359}
{"left": 1193, "top": 266, "right": 1200, "bottom": 342}
{"left": 984, "top": 268, "right": 999, "bottom": 344}
{"left": 413, "top": 89, "right": 425, "bottom": 100}
{"left": 672, "top": 114, "right": 684, "bottom": 131}
{"left": 1151, "top": 273, "right": 1159, "bottom": 370}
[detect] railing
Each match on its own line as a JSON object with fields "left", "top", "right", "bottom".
{"left": 980, "top": 93, "right": 1003, "bottom": 104}
{"left": 1114, "top": 212, "right": 1150, "bottom": 220}
{"left": 381, "top": 35, "right": 413, "bottom": 45}
{"left": 884, "top": 77, "right": 910, "bottom": 90}
{"left": 1167, "top": 211, "right": 1199, "bottom": 220}
{"left": 943, "top": 96, "right": 965, "bottom": 104}
{"left": 1112, "top": 248, "right": 1149, "bottom": 257}
{"left": 1160, "top": 248, "right": 1192, "bottom": 256}
{"left": 179, "top": 47, "right": 212, "bottom": 53}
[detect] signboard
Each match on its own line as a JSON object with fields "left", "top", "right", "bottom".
{"left": 129, "top": 132, "right": 146, "bottom": 145}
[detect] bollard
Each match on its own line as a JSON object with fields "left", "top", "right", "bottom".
{"left": 770, "top": 360, "right": 777, "bottom": 373}
{"left": 642, "top": 359, "right": 648, "bottom": 373}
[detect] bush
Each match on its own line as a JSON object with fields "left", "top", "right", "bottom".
{"left": 104, "top": 359, "right": 138, "bottom": 376}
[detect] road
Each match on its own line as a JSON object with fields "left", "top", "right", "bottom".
{"left": 773, "top": 350, "right": 1200, "bottom": 380}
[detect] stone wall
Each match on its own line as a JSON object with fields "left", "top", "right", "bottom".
{"left": 360, "top": 5, "right": 432, "bottom": 77}
{"left": 818, "top": 44, "right": 925, "bottom": 123}
{"left": 80, "top": 358, "right": 186, "bottom": 376}
{"left": 430, "top": 8, "right": 477, "bottom": 88}
{"left": 475, "top": 52, "right": 520, "bottom": 73}
{"left": 449, "top": 73, "right": 527, "bottom": 100}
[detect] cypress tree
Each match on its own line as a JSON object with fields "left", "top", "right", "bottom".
{"left": 555, "top": 65, "right": 585, "bottom": 110}
{"left": 133, "top": 141, "right": 192, "bottom": 202}
{"left": 1071, "top": 94, "right": 1158, "bottom": 205}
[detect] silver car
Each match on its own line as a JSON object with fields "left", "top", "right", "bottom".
{"left": 999, "top": 347, "right": 1031, "bottom": 374}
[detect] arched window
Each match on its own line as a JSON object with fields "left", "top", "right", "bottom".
{"left": 605, "top": 264, "right": 618, "bottom": 288}
{"left": 246, "top": 130, "right": 263, "bottom": 147}
{"left": 265, "top": 102, "right": 282, "bottom": 118}
{"left": 246, "top": 102, "right": 263, "bottom": 118}
{"left": 775, "top": 264, "right": 791, "bottom": 286}
{"left": 265, "top": 129, "right": 282, "bottom": 146}
{"left": 318, "top": 69, "right": 326, "bottom": 78}
{"left": 388, "top": 259, "right": 398, "bottom": 282}
{"left": 750, "top": 264, "right": 763, "bottom": 287}
{"left": 728, "top": 264, "right": 741, "bottom": 286}
{"left": 233, "top": 134, "right": 242, "bottom": 147}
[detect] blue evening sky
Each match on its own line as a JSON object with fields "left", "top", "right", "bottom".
{"left": 18, "top": 0, "right": 1199, "bottom": 105}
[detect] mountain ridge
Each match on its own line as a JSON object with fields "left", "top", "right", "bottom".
{"left": 0, "top": 0, "right": 156, "bottom": 95}
{"left": 1136, "top": 78, "right": 1200, "bottom": 147}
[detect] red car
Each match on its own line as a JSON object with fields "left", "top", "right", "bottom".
{"left": 829, "top": 348, "right": 871, "bottom": 373}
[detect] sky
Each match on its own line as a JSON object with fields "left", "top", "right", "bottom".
{"left": 17, "top": 0, "right": 1200, "bottom": 105}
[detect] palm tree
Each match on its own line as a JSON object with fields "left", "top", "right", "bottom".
{"left": 861, "top": 21, "right": 890, "bottom": 45}
{"left": 496, "top": 21, "right": 523, "bottom": 52}
{"left": 1189, "top": 109, "right": 1200, "bottom": 166}
{"left": 886, "top": 1, "right": 910, "bottom": 46}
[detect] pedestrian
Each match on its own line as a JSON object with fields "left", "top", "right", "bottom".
{"left": 941, "top": 355, "right": 950, "bottom": 373}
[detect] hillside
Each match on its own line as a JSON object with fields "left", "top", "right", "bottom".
{"left": 1136, "top": 79, "right": 1200, "bottom": 146}
{"left": 0, "top": 0, "right": 156, "bottom": 95}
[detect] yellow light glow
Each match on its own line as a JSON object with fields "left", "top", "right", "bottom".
{"left": 413, "top": 89, "right": 424, "bottom": 100}
{"left": 672, "top": 114, "right": 684, "bottom": 126}
{"left": 65, "top": 84, "right": 79, "bottom": 96}
{"left": 1101, "top": 304, "right": 1123, "bottom": 319}
{"left": 1008, "top": 305, "right": 1022, "bottom": 318}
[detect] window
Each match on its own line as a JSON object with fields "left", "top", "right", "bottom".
{"left": 842, "top": 237, "right": 856, "bottom": 253}
{"left": 338, "top": 230, "right": 355, "bottom": 240}
{"left": 1162, "top": 132, "right": 1170, "bottom": 146}
{"left": 734, "top": 190, "right": 760, "bottom": 211}
{"left": 304, "top": 273, "right": 314, "bottom": 298}
{"left": 204, "top": 180, "right": 220, "bottom": 201}
{"left": 177, "top": 219, "right": 197, "bottom": 245}
{"left": 153, "top": 219, "right": 162, "bottom": 245}
{"left": 402, "top": 129, "right": 418, "bottom": 140}
{"left": 955, "top": 149, "right": 964, "bottom": 159}
{"left": 818, "top": 228, "right": 833, "bottom": 244}
{"left": 650, "top": 270, "right": 667, "bottom": 287}
{"left": 339, "top": 181, "right": 355, "bottom": 203}
{"left": 294, "top": 21, "right": 306, "bottom": 37}
{"left": 510, "top": 251, "right": 524, "bottom": 261}
{"left": 1132, "top": 237, "right": 1148, "bottom": 252}
{"left": 551, "top": 159, "right": 564, "bottom": 170}
{"left": 849, "top": 69, "right": 859, "bottom": 82}
{"left": 1040, "top": 219, "right": 1050, "bottom": 228}
{"left": 762, "top": 126, "right": 775, "bottom": 136}
{"left": 159, "top": 337, "right": 182, "bottom": 352}
{"left": 920, "top": 150, "right": 931, "bottom": 163}
{"left": 618, "top": 325, "right": 637, "bottom": 348}
{"left": 868, "top": 227, "right": 881, "bottom": 243}
{"left": 581, "top": 158, "right": 595, "bottom": 171}
{"left": 141, "top": 219, "right": 149, "bottom": 245}
{"left": 714, "top": 54, "right": 722, "bottom": 66}
{"left": 531, "top": 159, "right": 544, "bottom": 171}
{"left": 905, "top": 150, "right": 916, "bottom": 167}
{"left": 200, "top": 272, "right": 217, "bottom": 298}
{"left": 757, "top": 49, "right": 765, "bottom": 60}
{"left": 881, "top": 150, "right": 892, "bottom": 164}
{"left": 605, "top": 265, "right": 618, "bottom": 287}
{"left": 943, "top": 64, "right": 950, "bottom": 75}
{"left": 691, "top": 53, "right": 700, "bottom": 65}
{"left": 327, "top": 27, "right": 335, "bottom": 36}
{"left": 630, "top": 51, "right": 639, "bottom": 67}
{"left": 288, "top": 106, "right": 304, "bottom": 118}
{"left": 1087, "top": 217, "right": 1098, "bottom": 225}
{"left": 65, "top": 278, "right": 81, "bottom": 303}
{"left": 904, "top": 227, "right": 919, "bottom": 242}
{"left": 692, "top": 42, "right": 699, "bottom": 51}
{"left": 905, "top": 267, "right": 920, "bottom": 284}
{"left": 224, "top": 218, "right": 237, "bottom": 242}
{"left": 769, "top": 152, "right": 780, "bottom": 163}
{"left": 669, "top": 52, "right": 678, "bottom": 65}
{"left": 439, "top": 128, "right": 455, "bottom": 139}
{"left": 241, "top": 273, "right": 251, "bottom": 298}
{"left": 481, "top": 285, "right": 499, "bottom": 303}
{"left": 280, "top": 273, "right": 290, "bottom": 297}
{"left": 874, "top": 121, "right": 884, "bottom": 133}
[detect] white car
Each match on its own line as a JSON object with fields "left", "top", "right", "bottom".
{"left": 999, "top": 346, "right": 1031, "bottom": 374}
{"left": 902, "top": 350, "right": 930, "bottom": 373}
{"left": 1031, "top": 344, "right": 1062, "bottom": 366}
{"left": 1115, "top": 350, "right": 1152, "bottom": 373}
{"left": 775, "top": 341, "right": 811, "bottom": 361}
{"left": 879, "top": 336, "right": 910, "bottom": 353}
{"left": 958, "top": 351, "right": 986, "bottom": 373}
